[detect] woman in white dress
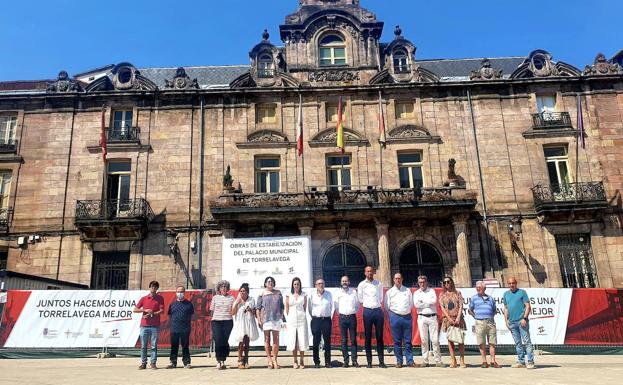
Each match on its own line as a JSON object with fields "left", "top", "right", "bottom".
{"left": 285, "top": 277, "right": 309, "bottom": 369}
{"left": 231, "top": 283, "right": 258, "bottom": 369}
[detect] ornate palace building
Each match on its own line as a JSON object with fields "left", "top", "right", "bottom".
{"left": 1, "top": 0, "right": 622, "bottom": 289}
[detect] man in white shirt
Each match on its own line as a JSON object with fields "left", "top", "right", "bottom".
{"left": 308, "top": 278, "right": 333, "bottom": 368}
{"left": 385, "top": 273, "right": 414, "bottom": 368}
{"left": 334, "top": 275, "right": 360, "bottom": 368}
{"left": 413, "top": 275, "right": 444, "bottom": 367}
{"left": 357, "top": 265, "right": 386, "bottom": 368}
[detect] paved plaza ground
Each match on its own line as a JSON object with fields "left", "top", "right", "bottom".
{"left": 1, "top": 351, "right": 622, "bottom": 385}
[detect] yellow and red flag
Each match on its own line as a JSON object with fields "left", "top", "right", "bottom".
{"left": 336, "top": 96, "right": 345, "bottom": 153}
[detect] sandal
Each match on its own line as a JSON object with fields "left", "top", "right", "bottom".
{"left": 450, "top": 359, "right": 457, "bottom": 368}
{"left": 293, "top": 362, "right": 300, "bottom": 369}
{"left": 460, "top": 363, "right": 467, "bottom": 368}
{"left": 267, "top": 360, "right": 274, "bottom": 369}
{"left": 481, "top": 362, "right": 489, "bottom": 368}
{"left": 272, "top": 358, "right": 281, "bottom": 369}
{"left": 490, "top": 362, "right": 501, "bottom": 368}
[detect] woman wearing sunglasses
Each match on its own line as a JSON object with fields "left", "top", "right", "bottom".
{"left": 439, "top": 276, "right": 466, "bottom": 368}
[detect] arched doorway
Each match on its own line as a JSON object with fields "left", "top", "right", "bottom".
{"left": 322, "top": 243, "right": 367, "bottom": 287}
{"left": 399, "top": 241, "right": 444, "bottom": 287}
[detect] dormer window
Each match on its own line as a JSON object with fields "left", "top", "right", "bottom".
{"left": 393, "top": 49, "right": 410, "bottom": 73}
{"left": 258, "top": 54, "right": 274, "bottom": 78}
{"left": 319, "top": 34, "right": 346, "bottom": 66}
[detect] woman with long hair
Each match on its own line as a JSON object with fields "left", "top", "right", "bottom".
{"left": 256, "top": 276, "right": 284, "bottom": 369}
{"left": 285, "top": 277, "right": 309, "bottom": 369}
{"left": 231, "top": 283, "right": 258, "bottom": 369}
{"left": 439, "top": 276, "right": 467, "bottom": 368}
{"left": 209, "top": 280, "right": 235, "bottom": 370}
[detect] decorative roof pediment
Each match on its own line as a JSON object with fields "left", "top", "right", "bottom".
{"left": 309, "top": 127, "right": 369, "bottom": 147}
{"left": 236, "top": 129, "right": 294, "bottom": 149}
{"left": 163, "top": 67, "right": 199, "bottom": 90}
{"left": 85, "top": 62, "right": 158, "bottom": 92}
{"left": 46, "top": 70, "right": 83, "bottom": 93}
{"left": 229, "top": 71, "right": 300, "bottom": 88}
{"left": 386, "top": 125, "right": 441, "bottom": 144}
{"left": 510, "top": 50, "right": 581, "bottom": 79}
{"left": 469, "top": 59, "right": 503, "bottom": 80}
{"left": 583, "top": 53, "right": 623, "bottom": 76}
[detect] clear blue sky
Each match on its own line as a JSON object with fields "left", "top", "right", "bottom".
{"left": 1, "top": 0, "right": 621, "bottom": 81}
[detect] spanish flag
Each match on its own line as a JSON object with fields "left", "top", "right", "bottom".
{"left": 336, "top": 96, "right": 345, "bottom": 153}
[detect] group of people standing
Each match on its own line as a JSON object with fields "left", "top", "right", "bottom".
{"left": 133, "top": 272, "right": 535, "bottom": 370}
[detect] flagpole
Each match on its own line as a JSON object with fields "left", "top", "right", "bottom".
{"left": 379, "top": 90, "right": 384, "bottom": 189}
{"left": 299, "top": 92, "right": 305, "bottom": 191}
{"left": 575, "top": 93, "right": 581, "bottom": 194}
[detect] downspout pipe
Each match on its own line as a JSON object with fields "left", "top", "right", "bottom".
{"left": 198, "top": 96, "right": 205, "bottom": 289}
{"left": 466, "top": 88, "right": 494, "bottom": 277}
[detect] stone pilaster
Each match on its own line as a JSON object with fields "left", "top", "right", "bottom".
{"left": 452, "top": 214, "right": 472, "bottom": 288}
{"left": 298, "top": 220, "right": 314, "bottom": 236}
{"left": 221, "top": 223, "right": 236, "bottom": 239}
{"left": 375, "top": 217, "right": 391, "bottom": 287}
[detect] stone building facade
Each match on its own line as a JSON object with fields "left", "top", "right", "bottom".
{"left": 1, "top": 0, "right": 622, "bottom": 289}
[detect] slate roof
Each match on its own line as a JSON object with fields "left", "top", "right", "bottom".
{"left": 138, "top": 65, "right": 250, "bottom": 89}
{"left": 416, "top": 57, "right": 525, "bottom": 79}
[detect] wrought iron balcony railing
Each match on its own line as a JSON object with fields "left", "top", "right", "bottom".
{"left": 532, "top": 112, "right": 572, "bottom": 129}
{"left": 257, "top": 68, "right": 275, "bottom": 78}
{"left": 0, "top": 138, "right": 18, "bottom": 153}
{"left": 394, "top": 65, "right": 411, "bottom": 74}
{"left": 532, "top": 182, "right": 607, "bottom": 208}
{"left": 75, "top": 199, "right": 153, "bottom": 222}
{"left": 0, "top": 207, "right": 13, "bottom": 229}
{"left": 213, "top": 187, "right": 474, "bottom": 209}
{"left": 108, "top": 127, "right": 139, "bottom": 142}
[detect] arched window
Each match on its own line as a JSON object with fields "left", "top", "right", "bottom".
{"left": 322, "top": 243, "right": 366, "bottom": 287}
{"left": 319, "top": 34, "right": 346, "bottom": 66}
{"left": 393, "top": 49, "right": 410, "bottom": 73}
{"left": 399, "top": 241, "right": 444, "bottom": 287}
{"left": 258, "top": 54, "right": 274, "bottom": 78}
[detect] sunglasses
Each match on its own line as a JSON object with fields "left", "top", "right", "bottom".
{"left": 443, "top": 280, "right": 452, "bottom": 284}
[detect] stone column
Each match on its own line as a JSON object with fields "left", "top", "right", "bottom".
{"left": 221, "top": 223, "right": 236, "bottom": 239}
{"left": 298, "top": 220, "right": 314, "bottom": 236}
{"left": 375, "top": 217, "right": 391, "bottom": 287}
{"left": 452, "top": 214, "right": 472, "bottom": 288}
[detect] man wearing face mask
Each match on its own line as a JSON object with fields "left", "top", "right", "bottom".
{"left": 167, "top": 286, "right": 195, "bottom": 369}
{"left": 334, "top": 275, "right": 360, "bottom": 368}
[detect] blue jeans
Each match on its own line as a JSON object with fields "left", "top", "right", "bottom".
{"left": 389, "top": 312, "right": 413, "bottom": 365}
{"left": 509, "top": 321, "right": 534, "bottom": 365}
{"left": 140, "top": 326, "right": 160, "bottom": 365}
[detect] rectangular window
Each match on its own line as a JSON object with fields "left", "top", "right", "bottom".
{"left": 326, "top": 104, "right": 338, "bottom": 123}
{"left": 320, "top": 48, "right": 346, "bottom": 66}
{"left": 106, "top": 161, "right": 131, "bottom": 216}
{"left": 256, "top": 105, "right": 277, "bottom": 124}
{"left": 326, "top": 155, "right": 352, "bottom": 191}
{"left": 112, "top": 110, "right": 133, "bottom": 133}
{"left": 395, "top": 102, "right": 414, "bottom": 119}
{"left": 555, "top": 234, "right": 598, "bottom": 288}
{"left": 398, "top": 152, "right": 424, "bottom": 189}
{"left": 0, "top": 171, "right": 11, "bottom": 209}
{"left": 0, "top": 250, "right": 7, "bottom": 270}
{"left": 0, "top": 115, "right": 17, "bottom": 143}
{"left": 544, "top": 146, "right": 571, "bottom": 191}
{"left": 91, "top": 251, "right": 130, "bottom": 290}
{"left": 255, "top": 157, "right": 280, "bottom": 193}
{"left": 536, "top": 95, "right": 556, "bottom": 113}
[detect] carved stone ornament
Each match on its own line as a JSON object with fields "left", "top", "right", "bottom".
{"left": 469, "top": 59, "right": 502, "bottom": 80}
{"left": 47, "top": 70, "right": 82, "bottom": 93}
{"left": 388, "top": 125, "right": 429, "bottom": 139}
{"left": 247, "top": 130, "right": 288, "bottom": 143}
{"left": 583, "top": 53, "right": 622, "bottom": 76}
{"left": 164, "top": 67, "right": 199, "bottom": 90}
{"left": 309, "top": 70, "right": 360, "bottom": 82}
{"left": 316, "top": 129, "right": 357, "bottom": 142}
{"left": 223, "top": 165, "right": 234, "bottom": 188}
{"left": 528, "top": 52, "right": 559, "bottom": 77}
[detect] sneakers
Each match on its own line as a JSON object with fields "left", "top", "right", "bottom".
{"left": 166, "top": 364, "right": 176, "bottom": 369}
{"left": 512, "top": 363, "right": 526, "bottom": 368}
{"left": 184, "top": 364, "right": 192, "bottom": 369}
{"left": 527, "top": 363, "right": 535, "bottom": 369}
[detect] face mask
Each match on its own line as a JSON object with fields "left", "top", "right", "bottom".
{"left": 176, "top": 292, "right": 185, "bottom": 300}
{"left": 342, "top": 283, "right": 349, "bottom": 289}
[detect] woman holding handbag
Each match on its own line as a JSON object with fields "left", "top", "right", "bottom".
{"left": 439, "top": 276, "right": 466, "bottom": 368}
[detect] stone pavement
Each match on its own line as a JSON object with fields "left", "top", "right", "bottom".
{"left": 1, "top": 352, "right": 622, "bottom": 385}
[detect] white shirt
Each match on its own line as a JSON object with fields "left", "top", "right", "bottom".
{"left": 357, "top": 279, "right": 383, "bottom": 309}
{"left": 308, "top": 290, "right": 333, "bottom": 318}
{"left": 334, "top": 287, "right": 359, "bottom": 315}
{"left": 385, "top": 285, "right": 413, "bottom": 315}
{"left": 413, "top": 287, "right": 438, "bottom": 315}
